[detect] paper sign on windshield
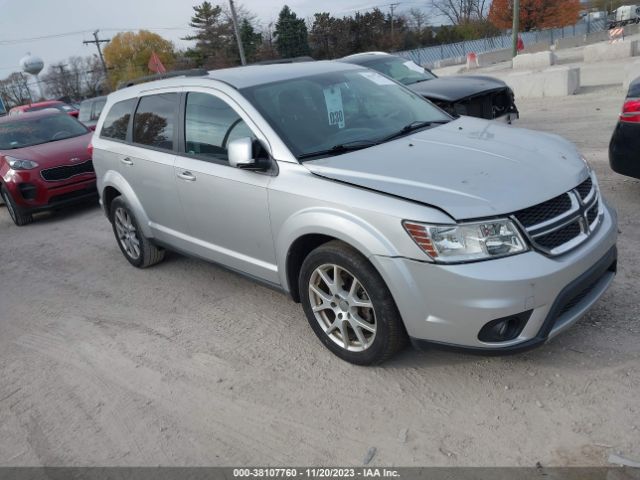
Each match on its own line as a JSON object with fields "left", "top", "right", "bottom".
{"left": 403, "top": 61, "right": 424, "bottom": 73}
{"left": 358, "top": 71, "right": 395, "bottom": 86}
{"left": 323, "top": 85, "right": 345, "bottom": 129}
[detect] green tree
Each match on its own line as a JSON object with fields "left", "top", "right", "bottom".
{"left": 274, "top": 6, "right": 311, "bottom": 58}
{"left": 239, "top": 19, "right": 263, "bottom": 63}
{"left": 103, "top": 30, "right": 176, "bottom": 89}
{"left": 183, "top": 1, "right": 234, "bottom": 68}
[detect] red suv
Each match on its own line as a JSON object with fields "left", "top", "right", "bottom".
{"left": 9, "top": 100, "right": 79, "bottom": 118}
{"left": 0, "top": 110, "right": 96, "bottom": 225}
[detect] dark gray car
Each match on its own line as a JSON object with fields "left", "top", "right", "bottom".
{"left": 340, "top": 52, "right": 519, "bottom": 122}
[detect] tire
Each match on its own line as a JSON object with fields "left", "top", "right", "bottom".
{"left": 299, "top": 240, "right": 408, "bottom": 365}
{"left": 110, "top": 196, "right": 165, "bottom": 268}
{"left": 1, "top": 186, "right": 33, "bottom": 226}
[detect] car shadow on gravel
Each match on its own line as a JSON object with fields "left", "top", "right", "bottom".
{"left": 29, "top": 199, "right": 101, "bottom": 225}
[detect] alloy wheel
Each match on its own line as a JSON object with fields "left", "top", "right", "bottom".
{"left": 308, "top": 264, "right": 377, "bottom": 352}
{"left": 114, "top": 207, "right": 141, "bottom": 260}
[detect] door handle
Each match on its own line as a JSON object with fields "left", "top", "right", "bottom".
{"left": 121, "top": 157, "right": 133, "bottom": 166}
{"left": 177, "top": 171, "right": 196, "bottom": 182}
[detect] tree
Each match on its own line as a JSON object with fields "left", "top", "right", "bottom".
{"left": 239, "top": 19, "right": 263, "bottom": 63}
{"left": 430, "top": 0, "right": 489, "bottom": 25}
{"left": 103, "top": 30, "right": 175, "bottom": 88}
{"left": 407, "top": 8, "right": 431, "bottom": 31}
{"left": 488, "top": 0, "right": 581, "bottom": 31}
{"left": 0, "top": 72, "right": 32, "bottom": 107}
{"left": 39, "top": 56, "right": 106, "bottom": 100}
{"left": 183, "top": 1, "right": 234, "bottom": 67}
{"left": 274, "top": 6, "right": 311, "bottom": 58}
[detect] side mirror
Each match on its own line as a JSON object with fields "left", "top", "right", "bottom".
{"left": 228, "top": 137, "right": 257, "bottom": 169}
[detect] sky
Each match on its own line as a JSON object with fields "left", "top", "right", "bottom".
{"left": 0, "top": 0, "right": 433, "bottom": 78}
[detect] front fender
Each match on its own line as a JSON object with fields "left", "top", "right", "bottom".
{"left": 100, "top": 170, "right": 153, "bottom": 238}
{"left": 275, "top": 206, "right": 401, "bottom": 290}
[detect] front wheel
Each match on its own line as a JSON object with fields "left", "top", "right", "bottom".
{"left": 1, "top": 186, "right": 33, "bottom": 226}
{"left": 110, "top": 196, "right": 165, "bottom": 268}
{"left": 299, "top": 240, "right": 408, "bottom": 365}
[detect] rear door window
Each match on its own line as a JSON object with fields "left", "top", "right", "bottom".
{"left": 133, "top": 93, "right": 177, "bottom": 151}
{"left": 100, "top": 98, "right": 136, "bottom": 141}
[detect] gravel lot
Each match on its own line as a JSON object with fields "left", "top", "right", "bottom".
{"left": 1, "top": 85, "right": 638, "bottom": 467}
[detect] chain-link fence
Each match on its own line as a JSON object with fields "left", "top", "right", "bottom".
{"left": 395, "top": 19, "right": 608, "bottom": 67}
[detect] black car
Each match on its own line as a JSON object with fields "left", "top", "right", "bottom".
{"left": 610, "top": 76, "right": 640, "bottom": 179}
{"left": 78, "top": 95, "right": 107, "bottom": 131}
{"left": 340, "top": 52, "right": 519, "bottom": 123}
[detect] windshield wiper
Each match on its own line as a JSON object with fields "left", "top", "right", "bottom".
{"left": 408, "top": 78, "right": 432, "bottom": 85}
{"left": 298, "top": 139, "right": 379, "bottom": 160}
{"left": 381, "top": 120, "right": 450, "bottom": 142}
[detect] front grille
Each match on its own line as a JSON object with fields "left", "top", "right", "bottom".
{"left": 535, "top": 221, "right": 582, "bottom": 250}
{"left": 576, "top": 177, "right": 593, "bottom": 200}
{"left": 513, "top": 175, "right": 601, "bottom": 256}
{"left": 41, "top": 160, "right": 94, "bottom": 181}
{"left": 587, "top": 201, "right": 599, "bottom": 225}
{"left": 514, "top": 193, "right": 572, "bottom": 228}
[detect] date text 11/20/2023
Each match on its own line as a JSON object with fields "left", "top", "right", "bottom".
{"left": 232, "top": 468, "right": 400, "bottom": 478}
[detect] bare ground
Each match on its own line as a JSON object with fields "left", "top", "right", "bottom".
{"left": 0, "top": 85, "right": 638, "bottom": 467}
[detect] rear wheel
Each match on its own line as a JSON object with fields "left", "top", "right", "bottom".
{"left": 299, "top": 240, "right": 408, "bottom": 365}
{"left": 110, "top": 196, "right": 164, "bottom": 268}
{"left": 1, "top": 186, "right": 33, "bottom": 226}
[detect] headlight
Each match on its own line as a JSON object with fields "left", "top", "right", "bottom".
{"left": 403, "top": 219, "right": 528, "bottom": 263}
{"left": 5, "top": 156, "right": 39, "bottom": 170}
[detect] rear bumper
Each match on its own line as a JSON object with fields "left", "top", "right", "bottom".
{"left": 370, "top": 200, "right": 618, "bottom": 352}
{"left": 609, "top": 122, "right": 640, "bottom": 179}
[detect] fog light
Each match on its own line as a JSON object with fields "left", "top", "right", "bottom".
{"left": 478, "top": 311, "right": 532, "bottom": 343}
{"left": 18, "top": 183, "right": 38, "bottom": 201}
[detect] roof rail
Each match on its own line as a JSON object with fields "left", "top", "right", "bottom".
{"left": 116, "top": 69, "right": 209, "bottom": 90}
{"left": 252, "top": 56, "right": 315, "bottom": 65}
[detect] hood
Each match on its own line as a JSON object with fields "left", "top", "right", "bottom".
{"left": 303, "top": 116, "right": 589, "bottom": 220}
{"left": 409, "top": 75, "right": 509, "bottom": 102}
{"left": 0, "top": 132, "right": 92, "bottom": 168}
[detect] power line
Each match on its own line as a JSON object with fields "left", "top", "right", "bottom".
{"left": 0, "top": 26, "right": 190, "bottom": 45}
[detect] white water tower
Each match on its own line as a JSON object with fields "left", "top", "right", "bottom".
{"left": 20, "top": 53, "right": 45, "bottom": 100}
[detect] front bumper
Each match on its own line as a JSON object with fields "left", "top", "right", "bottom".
{"left": 371, "top": 201, "right": 618, "bottom": 351}
{"left": 3, "top": 169, "right": 97, "bottom": 214}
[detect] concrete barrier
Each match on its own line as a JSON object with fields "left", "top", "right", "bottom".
{"left": 625, "top": 24, "right": 640, "bottom": 36}
{"left": 584, "top": 40, "right": 639, "bottom": 63}
{"left": 431, "top": 56, "right": 465, "bottom": 69}
{"left": 512, "top": 51, "right": 557, "bottom": 70}
{"left": 624, "top": 60, "right": 640, "bottom": 91}
{"left": 476, "top": 48, "right": 512, "bottom": 67}
{"left": 585, "top": 30, "right": 611, "bottom": 45}
{"left": 522, "top": 41, "right": 552, "bottom": 54}
{"left": 504, "top": 66, "right": 580, "bottom": 98}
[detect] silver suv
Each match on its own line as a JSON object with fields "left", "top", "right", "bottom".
{"left": 92, "top": 62, "right": 617, "bottom": 365}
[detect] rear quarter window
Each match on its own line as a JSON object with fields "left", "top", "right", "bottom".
{"left": 100, "top": 98, "right": 137, "bottom": 141}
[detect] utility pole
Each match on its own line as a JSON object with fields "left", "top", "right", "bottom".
{"left": 83, "top": 30, "right": 109, "bottom": 79}
{"left": 512, "top": 0, "right": 520, "bottom": 58}
{"left": 389, "top": 2, "right": 401, "bottom": 44}
{"left": 229, "top": 0, "right": 247, "bottom": 65}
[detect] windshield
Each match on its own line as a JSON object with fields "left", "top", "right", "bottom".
{"left": 0, "top": 114, "right": 88, "bottom": 150}
{"left": 363, "top": 57, "right": 436, "bottom": 86}
{"left": 241, "top": 69, "right": 450, "bottom": 160}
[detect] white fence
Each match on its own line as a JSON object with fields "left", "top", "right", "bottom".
{"left": 395, "top": 19, "right": 608, "bottom": 67}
